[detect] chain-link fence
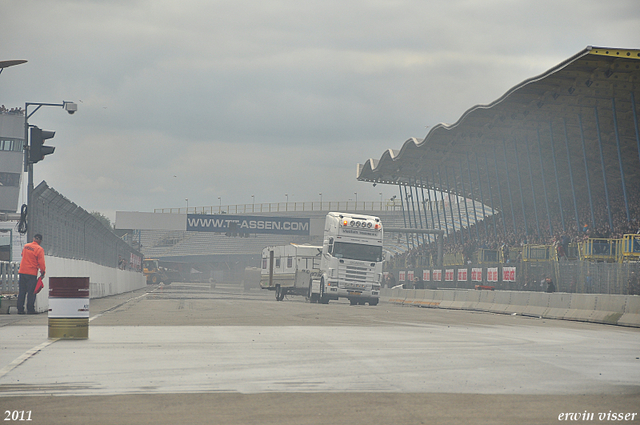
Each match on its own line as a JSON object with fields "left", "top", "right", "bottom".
{"left": 385, "top": 260, "right": 640, "bottom": 295}
{"left": 2, "top": 182, "right": 143, "bottom": 293}
{"left": 29, "top": 181, "right": 142, "bottom": 269}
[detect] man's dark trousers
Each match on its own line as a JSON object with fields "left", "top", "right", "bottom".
{"left": 17, "top": 274, "right": 38, "bottom": 314}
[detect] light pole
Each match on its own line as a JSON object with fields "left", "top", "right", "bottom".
{"left": 251, "top": 195, "right": 255, "bottom": 212}
{"left": 354, "top": 192, "right": 358, "bottom": 209}
{"left": 24, "top": 101, "right": 77, "bottom": 241}
{"left": 218, "top": 197, "right": 222, "bottom": 213}
{"left": 319, "top": 192, "right": 322, "bottom": 210}
{"left": 185, "top": 198, "right": 189, "bottom": 212}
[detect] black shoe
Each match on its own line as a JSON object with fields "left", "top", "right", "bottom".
{"left": 27, "top": 311, "right": 37, "bottom": 315}
{"left": 17, "top": 311, "right": 25, "bottom": 315}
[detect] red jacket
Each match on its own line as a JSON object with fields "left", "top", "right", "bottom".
{"left": 19, "top": 241, "right": 46, "bottom": 276}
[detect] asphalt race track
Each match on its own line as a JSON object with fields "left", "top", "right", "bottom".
{"left": 1, "top": 283, "right": 639, "bottom": 424}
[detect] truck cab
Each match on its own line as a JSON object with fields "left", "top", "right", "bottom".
{"left": 318, "top": 212, "right": 383, "bottom": 305}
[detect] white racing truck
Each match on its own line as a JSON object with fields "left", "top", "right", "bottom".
{"left": 260, "top": 212, "right": 384, "bottom": 305}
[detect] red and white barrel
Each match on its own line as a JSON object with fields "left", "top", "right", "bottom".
{"left": 48, "top": 277, "right": 90, "bottom": 339}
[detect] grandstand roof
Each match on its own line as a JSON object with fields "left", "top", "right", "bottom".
{"left": 357, "top": 46, "right": 640, "bottom": 234}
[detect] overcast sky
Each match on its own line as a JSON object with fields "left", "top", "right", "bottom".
{"left": 1, "top": 0, "right": 639, "bottom": 222}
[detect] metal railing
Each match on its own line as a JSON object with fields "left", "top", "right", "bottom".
{"left": 0, "top": 261, "right": 19, "bottom": 293}
{"left": 154, "top": 200, "right": 404, "bottom": 215}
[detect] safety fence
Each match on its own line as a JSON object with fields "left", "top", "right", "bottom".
{"left": 392, "top": 236, "right": 640, "bottom": 269}
{"left": 0, "top": 261, "right": 19, "bottom": 293}
{"left": 29, "top": 181, "right": 142, "bottom": 270}
{"left": 381, "top": 287, "right": 640, "bottom": 327}
{"left": 386, "top": 260, "right": 640, "bottom": 295}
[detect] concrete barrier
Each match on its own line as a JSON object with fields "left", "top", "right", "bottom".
{"left": 522, "top": 292, "right": 550, "bottom": 317}
{"left": 590, "top": 294, "right": 628, "bottom": 325}
{"left": 475, "top": 290, "right": 497, "bottom": 312}
{"left": 546, "top": 293, "right": 572, "bottom": 320}
{"left": 565, "top": 293, "right": 597, "bottom": 322}
{"left": 439, "top": 290, "right": 456, "bottom": 309}
{"left": 383, "top": 288, "right": 639, "bottom": 327}
{"left": 388, "top": 287, "right": 406, "bottom": 304}
{"left": 460, "top": 289, "right": 481, "bottom": 310}
{"left": 488, "top": 291, "right": 512, "bottom": 314}
{"left": 619, "top": 296, "right": 640, "bottom": 327}
{"left": 504, "top": 291, "right": 530, "bottom": 315}
{"left": 449, "top": 290, "right": 468, "bottom": 310}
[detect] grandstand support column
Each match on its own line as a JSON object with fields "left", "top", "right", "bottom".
{"left": 632, "top": 92, "right": 640, "bottom": 167}
{"left": 611, "top": 98, "right": 631, "bottom": 223}
{"left": 595, "top": 106, "right": 614, "bottom": 231}
{"left": 409, "top": 184, "right": 422, "bottom": 238}
{"left": 548, "top": 121, "right": 566, "bottom": 232}
{"left": 418, "top": 178, "right": 432, "bottom": 234}
{"left": 484, "top": 155, "right": 498, "bottom": 236}
{"left": 443, "top": 166, "right": 457, "bottom": 245}
{"left": 437, "top": 166, "right": 450, "bottom": 241}
{"left": 578, "top": 114, "right": 596, "bottom": 228}
{"left": 562, "top": 118, "right": 581, "bottom": 230}
{"left": 458, "top": 160, "right": 472, "bottom": 241}
{"left": 502, "top": 140, "right": 517, "bottom": 236}
{"left": 493, "top": 147, "right": 506, "bottom": 236}
{"left": 422, "top": 176, "right": 437, "bottom": 233}
{"left": 536, "top": 129, "right": 553, "bottom": 236}
{"left": 398, "top": 184, "right": 411, "bottom": 249}
{"left": 513, "top": 138, "right": 529, "bottom": 238}
{"left": 431, "top": 170, "right": 443, "bottom": 232}
{"left": 408, "top": 183, "right": 419, "bottom": 241}
{"left": 411, "top": 178, "right": 426, "bottom": 245}
{"left": 451, "top": 168, "right": 465, "bottom": 244}
{"left": 524, "top": 136, "right": 541, "bottom": 237}
{"left": 466, "top": 153, "right": 480, "bottom": 239}
{"left": 475, "top": 153, "right": 488, "bottom": 240}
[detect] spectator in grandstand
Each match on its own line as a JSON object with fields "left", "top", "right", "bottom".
{"left": 544, "top": 276, "right": 556, "bottom": 293}
{"left": 384, "top": 272, "right": 396, "bottom": 289}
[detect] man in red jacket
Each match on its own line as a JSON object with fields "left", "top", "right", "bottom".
{"left": 17, "top": 234, "right": 46, "bottom": 314}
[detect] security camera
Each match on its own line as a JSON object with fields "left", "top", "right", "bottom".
{"left": 63, "top": 102, "right": 78, "bottom": 114}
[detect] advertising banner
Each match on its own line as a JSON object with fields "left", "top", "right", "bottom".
{"left": 399, "top": 271, "right": 406, "bottom": 282}
{"left": 503, "top": 266, "right": 516, "bottom": 282}
{"left": 471, "top": 268, "right": 483, "bottom": 282}
{"left": 457, "top": 269, "right": 468, "bottom": 282}
{"left": 187, "top": 214, "right": 310, "bottom": 235}
{"left": 433, "top": 269, "right": 442, "bottom": 281}
{"left": 487, "top": 267, "right": 499, "bottom": 282}
{"left": 445, "top": 269, "right": 454, "bottom": 281}
{"left": 423, "top": 270, "right": 430, "bottom": 281}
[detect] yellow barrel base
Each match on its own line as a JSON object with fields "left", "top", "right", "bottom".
{"left": 48, "top": 318, "right": 89, "bottom": 339}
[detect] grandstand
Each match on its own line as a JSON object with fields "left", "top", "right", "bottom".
{"left": 357, "top": 47, "right": 640, "bottom": 254}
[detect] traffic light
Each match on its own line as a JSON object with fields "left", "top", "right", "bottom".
{"left": 29, "top": 126, "right": 56, "bottom": 164}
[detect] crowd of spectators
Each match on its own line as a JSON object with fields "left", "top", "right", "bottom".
{"left": 0, "top": 105, "right": 24, "bottom": 115}
{"left": 387, "top": 183, "right": 640, "bottom": 269}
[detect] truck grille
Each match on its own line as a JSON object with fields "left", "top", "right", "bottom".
{"left": 340, "top": 265, "right": 374, "bottom": 287}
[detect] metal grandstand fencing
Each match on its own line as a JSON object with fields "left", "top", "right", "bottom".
{"left": 154, "top": 200, "right": 404, "bottom": 215}
{"left": 28, "top": 181, "right": 142, "bottom": 269}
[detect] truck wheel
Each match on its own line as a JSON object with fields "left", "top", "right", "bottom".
{"left": 349, "top": 299, "right": 358, "bottom": 306}
{"left": 151, "top": 275, "right": 160, "bottom": 284}
{"left": 308, "top": 282, "right": 318, "bottom": 303}
{"left": 320, "top": 279, "right": 330, "bottom": 304}
{"left": 369, "top": 298, "right": 379, "bottom": 306}
{"left": 275, "top": 285, "right": 285, "bottom": 301}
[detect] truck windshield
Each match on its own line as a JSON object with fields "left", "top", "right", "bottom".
{"left": 332, "top": 242, "right": 382, "bottom": 262}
